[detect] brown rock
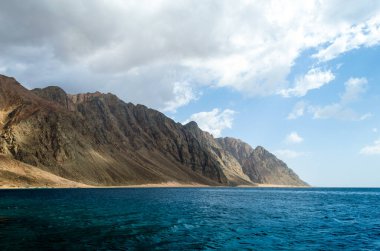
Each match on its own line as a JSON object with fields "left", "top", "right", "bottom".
{"left": 0, "top": 74, "right": 308, "bottom": 187}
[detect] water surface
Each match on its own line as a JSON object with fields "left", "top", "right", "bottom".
{"left": 0, "top": 188, "right": 379, "bottom": 250}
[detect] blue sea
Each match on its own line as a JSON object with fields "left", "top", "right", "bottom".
{"left": 0, "top": 188, "right": 379, "bottom": 250}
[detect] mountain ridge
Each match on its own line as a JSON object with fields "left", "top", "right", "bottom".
{"left": 0, "top": 74, "right": 308, "bottom": 187}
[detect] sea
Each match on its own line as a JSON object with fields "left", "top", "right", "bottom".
{"left": 0, "top": 187, "right": 379, "bottom": 250}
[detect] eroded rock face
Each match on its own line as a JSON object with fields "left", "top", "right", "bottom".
{"left": 217, "top": 138, "right": 308, "bottom": 186}
{"left": 0, "top": 74, "right": 307, "bottom": 186}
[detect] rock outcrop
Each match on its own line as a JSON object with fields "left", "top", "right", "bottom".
{"left": 0, "top": 74, "right": 308, "bottom": 187}
{"left": 217, "top": 137, "right": 307, "bottom": 186}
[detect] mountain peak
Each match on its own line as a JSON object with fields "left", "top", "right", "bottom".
{"left": 0, "top": 74, "right": 308, "bottom": 187}
{"left": 0, "top": 74, "right": 23, "bottom": 89}
{"left": 32, "top": 86, "right": 68, "bottom": 108}
{"left": 216, "top": 137, "right": 254, "bottom": 159}
{"left": 217, "top": 138, "right": 307, "bottom": 186}
{"left": 0, "top": 74, "right": 16, "bottom": 81}
{"left": 0, "top": 75, "right": 39, "bottom": 109}
{"left": 32, "top": 86, "right": 119, "bottom": 111}
{"left": 67, "top": 91, "right": 104, "bottom": 104}
{"left": 184, "top": 121, "right": 199, "bottom": 129}
{"left": 255, "top": 145, "right": 267, "bottom": 153}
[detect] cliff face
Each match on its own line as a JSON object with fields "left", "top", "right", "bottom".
{"left": 217, "top": 138, "right": 308, "bottom": 186}
{"left": 0, "top": 74, "right": 307, "bottom": 187}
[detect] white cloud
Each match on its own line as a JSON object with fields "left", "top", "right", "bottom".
{"left": 279, "top": 68, "right": 335, "bottom": 97}
{"left": 0, "top": 0, "right": 379, "bottom": 110}
{"left": 310, "top": 105, "right": 371, "bottom": 121}
{"left": 359, "top": 113, "right": 372, "bottom": 121}
{"left": 310, "top": 77, "right": 369, "bottom": 120}
{"left": 162, "top": 82, "right": 198, "bottom": 113}
{"left": 274, "top": 149, "right": 305, "bottom": 159}
{"left": 285, "top": 132, "right": 304, "bottom": 144}
{"left": 360, "top": 139, "right": 380, "bottom": 155}
{"left": 313, "top": 15, "right": 380, "bottom": 62}
{"left": 287, "top": 101, "right": 307, "bottom": 120}
{"left": 341, "top": 77, "right": 368, "bottom": 103}
{"left": 288, "top": 77, "right": 370, "bottom": 121}
{"left": 184, "top": 108, "right": 235, "bottom": 137}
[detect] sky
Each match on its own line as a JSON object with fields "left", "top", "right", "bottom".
{"left": 0, "top": 0, "right": 379, "bottom": 187}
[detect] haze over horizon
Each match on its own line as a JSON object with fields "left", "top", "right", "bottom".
{"left": 1, "top": 0, "right": 379, "bottom": 187}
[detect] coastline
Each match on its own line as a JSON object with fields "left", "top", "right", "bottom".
{"left": 0, "top": 182, "right": 310, "bottom": 189}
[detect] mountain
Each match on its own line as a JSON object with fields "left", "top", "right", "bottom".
{"left": 0, "top": 74, "right": 308, "bottom": 187}
{"left": 0, "top": 155, "right": 86, "bottom": 188}
{"left": 216, "top": 137, "right": 306, "bottom": 185}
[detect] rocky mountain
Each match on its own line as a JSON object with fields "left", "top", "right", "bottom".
{"left": 0, "top": 74, "right": 307, "bottom": 187}
{"left": 216, "top": 138, "right": 306, "bottom": 185}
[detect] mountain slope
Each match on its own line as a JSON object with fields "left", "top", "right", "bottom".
{"left": 217, "top": 137, "right": 308, "bottom": 186}
{"left": 0, "top": 154, "right": 86, "bottom": 188}
{"left": 0, "top": 74, "right": 308, "bottom": 187}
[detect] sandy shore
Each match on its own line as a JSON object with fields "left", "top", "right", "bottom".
{"left": 94, "top": 182, "right": 211, "bottom": 188}
{"left": 254, "top": 184, "right": 309, "bottom": 188}
{"left": 0, "top": 182, "right": 207, "bottom": 189}
{"left": 0, "top": 154, "right": 90, "bottom": 189}
{"left": 0, "top": 182, "right": 309, "bottom": 189}
{"left": 0, "top": 154, "right": 308, "bottom": 189}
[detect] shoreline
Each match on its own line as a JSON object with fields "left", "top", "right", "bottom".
{"left": 0, "top": 182, "right": 310, "bottom": 189}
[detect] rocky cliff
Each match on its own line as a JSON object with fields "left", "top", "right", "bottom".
{"left": 0, "top": 74, "right": 307, "bottom": 187}
{"left": 217, "top": 137, "right": 307, "bottom": 186}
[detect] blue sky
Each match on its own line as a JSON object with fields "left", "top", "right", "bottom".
{"left": 174, "top": 46, "right": 380, "bottom": 187}
{"left": 0, "top": 0, "right": 379, "bottom": 186}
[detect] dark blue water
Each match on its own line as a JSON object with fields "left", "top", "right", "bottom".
{"left": 0, "top": 188, "right": 379, "bottom": 250}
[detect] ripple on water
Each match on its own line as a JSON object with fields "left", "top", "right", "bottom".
{"left": 0, "top": 187, "right": 379, "bottom": 250}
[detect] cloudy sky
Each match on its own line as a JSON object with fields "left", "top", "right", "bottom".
{"left": 1, "top": 0, "right": 380, "bottom": 186}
